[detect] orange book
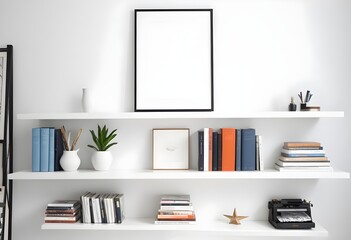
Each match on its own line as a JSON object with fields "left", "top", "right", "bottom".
{"left": 157, "top": 214, "right": 196, "bottom": 220}
{"left": 221, "top": 128, "right": 236, "bottom": 171}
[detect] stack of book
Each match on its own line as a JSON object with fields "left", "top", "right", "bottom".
{"left": 275, "top": 142, "right": 332, "bottom": 172}
{"left": 80, "top": 192, "right": 125, "bottom": 224}
{"left": 155, "top": 194, "right": 196, "bottom": 225}
{"left": 198, "top": 128, "right": 263, "bottom": 172}
{"left": 45, "top": 200, "right": 81, "bottom": 223}
{"left": 32, "top": 127, "right": 64, "bottom": 172}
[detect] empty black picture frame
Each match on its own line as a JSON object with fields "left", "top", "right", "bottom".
{"left": 134, "top": 9, "right": 214, "bottom": 112}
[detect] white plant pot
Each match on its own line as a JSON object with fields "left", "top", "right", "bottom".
{"left": 60, "top": 150, "right": 81, "bottom": 172}
{"left": 91, "top": 151, "right": 113, "bottom": 171}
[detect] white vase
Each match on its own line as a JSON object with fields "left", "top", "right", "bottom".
{"left": 82, "top": 88, "right": 94, "bottom": 112}
{"left": 60, "top": 150, "right": 81, "bottom": 172}
{"left": 91, "top": 151, "right": 113, "bottom": 171}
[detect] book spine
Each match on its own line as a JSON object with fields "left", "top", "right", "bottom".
{"left": 281, "top": 149, "right": 325, "bottom": 154}
{"left": 48, "top": 128, "right": 55, "bottom": 172}
{"left": 54, "top": 129, "right": 64, "bottom": 171}
{"left": 32, "top": 128, "right": 41, "bottom": 172}
{"left": 89, "top": 195, "right": 95, "bottom": 223}
{"left": 198, "top": 131, "right": 204, "bottom": 171}
{"left": 120, "top": 194, "right": 125, "bottom": 222}
{"left": 217, "top": 133, "right": 222, "bottom": 171}
{"left": 241, "top": 128, "right": 256, "bottom": 171}
{"left": 203, "top": 128, "right": 209, "bottom": 171}
{"left": 221, "top": 128, "right": 236, "bottom": 171}
{"left": 212, "top": 132, "right": 218, "bottom": 171}
{"left": 115, "top": 195, "right": 122, "bottom": 224}
{"left": 255, "top": 135, "right": 260, "bottom": 170}
{"left": 281, "top": 153, "right": 325, "bottom": 157}
{"left": 235, "top": 129, "right": 241, "bottom": 171}
{"left": 258, "top": 135, "right": 264, "bottom": 171}
{"left": 208, "top": 128, "right": 213, "bottom": 171}
{"left": 99, "top": 194, "right": 107, "bottom": 224}
{"left": 40, "top": 128, "right": 50, "bottom": 172}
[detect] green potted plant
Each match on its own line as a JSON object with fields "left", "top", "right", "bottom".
{"left": 88, "top": 124, "right": 117, "bottom": 171}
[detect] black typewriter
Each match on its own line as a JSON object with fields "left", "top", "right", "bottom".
{"left": 268, "top": 199, "right": 315, "bottom": 229}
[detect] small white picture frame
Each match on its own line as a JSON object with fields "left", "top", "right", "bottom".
{"left": 153, "top": 128, "right": 190, "bottom": 170}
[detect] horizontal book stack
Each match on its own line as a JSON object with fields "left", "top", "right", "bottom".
{"left": 81, "top": 192, "right": 125, "bottom": 224}
{"left": 155, "top": 195, "right": 196, "bottom": 225}
{"left": 32, "top": 127, "right": 64, "bottom": 172}
{"left": 275, "top": 142, "right": 332, "bottom": 172}
{"left": 45, "top": 200, "right": 81, "bottom": 223}
{"left": 198, "top": 128, "right": 263, "bottom": 172}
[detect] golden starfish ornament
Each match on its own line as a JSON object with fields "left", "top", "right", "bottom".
{"left": 223, "top": 208, "right": 248, "bottom": 224}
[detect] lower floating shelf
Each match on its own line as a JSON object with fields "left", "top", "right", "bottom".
{"left": 41, "top": 218, "right": 328, "bottom": 237}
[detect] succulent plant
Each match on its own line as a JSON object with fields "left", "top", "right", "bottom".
{"left": 88, "top": 125, "right": 117, "bottom": 151}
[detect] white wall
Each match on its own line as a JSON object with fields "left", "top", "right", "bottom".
{"left": 1, "top": 0, "right": 351, "bottom": 239}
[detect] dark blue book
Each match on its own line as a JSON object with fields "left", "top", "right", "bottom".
{"left": 40, "top": 128, "right": 50, "bottom": 172}
{"left": 235, "top": 129, "right": 242, "bottom": 171}
{"left": 48, "top": 128, "right": 55, "bottom": 172}
{"left": 198, "top": 131, "right": 204, "bottom": 171}
{"left": 217, "top": 133, "right": 222, "bottom": 171}
{"left": 32, "top": 128, "right": 41, "bottom": 172}
{"left": 212, "top": 132, "right": 218, "bottom": 171}
{"left": 54, "top": 129, "right": 64, "bottom": 171}
{"left": 241, "top": 128, "right": 256, "bottom": 171}
{"left": 114, "top": 194, "right": 124, "bottom": 224}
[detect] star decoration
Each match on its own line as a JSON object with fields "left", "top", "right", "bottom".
{"left": 223, "top": 208, "right": 248, "bottom": 224}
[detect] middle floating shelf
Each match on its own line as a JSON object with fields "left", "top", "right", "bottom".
{"left": 9, "top": 169, "right": 350, "bottom": 180}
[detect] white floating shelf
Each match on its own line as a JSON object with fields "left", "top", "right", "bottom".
{"left": 41, "top": 218, "right": 328, "bottom": 237}
{"left": 17, "top": 111, "right": 344, "bottom": 120}
{"left": 9, "top": 169, "right": 350, "bottom": 180}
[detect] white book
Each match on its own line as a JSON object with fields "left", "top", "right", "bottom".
{"left": 281, "top": 148, "right": 325, "bottom": 154}
{"left": 275, "top": 164, "right": 333, "bottom": 172}
{"left": 161, "top": 194, "right": 190, "bottom": 201}
{"left": 276, "top": 160, "right": 331, "bottom": 167}
{"left": 47, "top": 200, "right": 79, "bottom": 207}
{"left": 160, "top": 205, "right": 194, "bottom": 211}
{"left": 81, "top": 192, "right": 94, "bottom": 223}
{"left": 203, "top": 128, "right": 209, "bottom": 171}
{"left": 154, "top": 220, "right": 196, "bottom": 225}
{"left": 258, "top": 135, "right": 264, "bottom": 171}
{"left": 92, "top": 194, "right": 102, "bottom": 223}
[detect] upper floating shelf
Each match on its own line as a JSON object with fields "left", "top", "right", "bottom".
{"left": 17, "top": 111, "right": 344, "bottom": 120}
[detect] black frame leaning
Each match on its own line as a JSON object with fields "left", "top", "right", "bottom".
{"left": 134, "top": 9, "right": 214, "bottom": 112}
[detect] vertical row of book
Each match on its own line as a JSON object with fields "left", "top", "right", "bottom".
{"left": 155, "top": 195, "right": 196, "bottom": 225}
{"left": 198, "top": 128, "right": 263, "bottom": 171}
{"left": 275, "top": 142, "right": 332, "bottom": 172}
{"left": 81, "top": 192, "right": 125, "bottom": 224}
{"left": 32, "top": 127, "right": 64, "bottom": 172}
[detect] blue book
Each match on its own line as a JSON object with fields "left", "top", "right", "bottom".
{"left": 40, "top": 128, "right": 50, "bottom": 172}
{"left": 236, "top": 129, "right": 242, "bottom": 171}
{"left": 54, "top": 129, "right": 64, "bottom": 171}
{"left": 48, "top": 128, "right": 55, "bottom": 172}
{"left": 212, "top": 132, "right": 218, "bottom": 171}
{"left": 241, "top": 128, "right": 256, "bottom": 171}
{"left": 217, "top": 133, "right": 222, "bottom": 171}
{"left": 32, "top": 128, "right": 41, "bottom": 172}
